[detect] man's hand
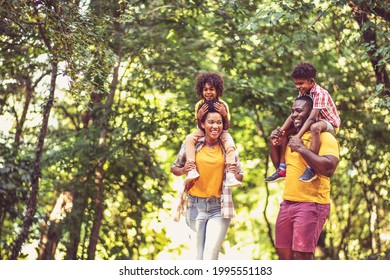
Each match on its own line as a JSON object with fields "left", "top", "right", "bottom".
{"left": 270, "top": 127, "right": 285, "bottom": 146}
{"left": 288, "top": 135, "right": 304, "bottom": 152}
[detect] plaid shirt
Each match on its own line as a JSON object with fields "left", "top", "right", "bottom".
{"left": 299, "top": 83, "right": 341, "bottom": 128}
{"left": 171, "top": 137, "right": 243, "bottom": 218}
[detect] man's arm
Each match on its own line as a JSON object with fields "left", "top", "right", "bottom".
{"left": 288, "top": 136, "right": 339, "bottom": 177}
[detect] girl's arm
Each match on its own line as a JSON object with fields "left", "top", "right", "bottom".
{"left": 196, "top": 103, "right": 208, "bottom": 128}
{"left": 214, "top": 102, "right": 229, "bottom": 130}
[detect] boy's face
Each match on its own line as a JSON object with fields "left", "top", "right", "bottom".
{"left": 293, "top": 78, "right": 315, "bottom": 95}
{"left": 202, "top": 83, "right": 218, "bottom": 101}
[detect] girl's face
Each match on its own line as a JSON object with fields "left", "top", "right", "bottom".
{"left": 293, "top": 78, "right": 315, "bottom": 95}
{"left": 201, "top": 112, "right": 223, "bottom": 140}
{"left": 202, "top": 83, "right": 218, "bottom": 101}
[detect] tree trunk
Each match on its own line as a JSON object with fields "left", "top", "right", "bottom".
{"left": 349, "top": 2, "right": 390, "bottom": 96}
{"left": 11, "top": 61, "right": 58, "bottom": 259}
{"left": 38, "top": 191, "right": 73, "bottom": 259}
{"left": 87, "top": 57, "right": 121, "bottom": 259}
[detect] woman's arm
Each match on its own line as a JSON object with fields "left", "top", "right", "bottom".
{"left": 171, "top": 161, "right": 195, "bottom": 177}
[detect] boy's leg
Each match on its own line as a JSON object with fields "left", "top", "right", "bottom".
{"left": 184, "top": 129, "right": 205, "bottom": 183}
{"left": 300, "top": 121, "right": 327, "bottom": 182}
{"left": 265, "top": 128, "right": 294, "bottom": 183}
{"left": 220, "top": 131, "right": 242, "bottom": 187}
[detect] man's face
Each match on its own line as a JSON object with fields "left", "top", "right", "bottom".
{"left": 293, "top": 78, "right": 315, "bottom": 95}
{"left": 291, "top": 99, "right": 311, "bottom": 129}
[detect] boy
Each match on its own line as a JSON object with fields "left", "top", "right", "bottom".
{"left": 265, "top": 62, "right": 341, "bottom": 183}
{"left": 184, "top": 72, "right": 241, "bottom": 187}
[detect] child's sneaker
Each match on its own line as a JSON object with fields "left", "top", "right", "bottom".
{"left": 184, "top": 169, "right": 199, "bottom": 184}
{"left": 265, "top": 169, "right": 286, "bottom": 183}
{"left": 299, "top": 167, "right": 317, "bottom": 182}
{"left": 225, "top": 172, "right": 242, "bottom": 187}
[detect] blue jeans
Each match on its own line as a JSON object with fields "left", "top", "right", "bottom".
{"left": 185, "top": 194, "right": 231, "bottom": 260}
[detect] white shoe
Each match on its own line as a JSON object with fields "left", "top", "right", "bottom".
{"left": 225, "top": 172, "right": 242, "bottom": 187}
{"left": 185, "top": 169, "right": 199, "bottom": 184}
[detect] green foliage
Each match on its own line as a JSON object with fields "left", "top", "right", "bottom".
{"left": 0, "top": 0, "right": 389, "bottom": 260}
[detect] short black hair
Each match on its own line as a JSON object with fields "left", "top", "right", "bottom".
{"left": 295, "top": 95, "right": 313, "bottom": 109}
{"left": 291, "top": 62, "right": 317, "bottom": 80}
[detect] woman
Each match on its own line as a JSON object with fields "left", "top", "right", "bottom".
{"left": 171, "top": 100, "right": 244, "bottom": 260}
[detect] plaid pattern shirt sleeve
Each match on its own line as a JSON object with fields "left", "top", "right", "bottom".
{"left": 309, "top": 84, "right": 341, "bottom": 128}
{"left": 220, "top": 147, "right": 243, "bottom": 219}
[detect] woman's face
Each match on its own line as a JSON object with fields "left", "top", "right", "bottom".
{"left": 201, "top": 112, "right": 223, "bottom": 140}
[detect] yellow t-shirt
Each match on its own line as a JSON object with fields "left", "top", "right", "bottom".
{"left": 283, "top": 132, "right": 340, "bottom": 204}
{"left": 188, "top": 144, "right": 225, "bottom": 198}
{"left": 194, "top": 98, "right": 231, "bottom": 121}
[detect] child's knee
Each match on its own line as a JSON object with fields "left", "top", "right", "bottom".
{"left": 310, "top": 122, "right": 325, "bottom": 134}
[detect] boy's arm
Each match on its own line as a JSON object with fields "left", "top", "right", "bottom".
{"left": 271, "top": 115, "right": 292, "bottom": 146}
{"left": 214, "top": 102, "right": 230, "bottom": 130}
{"left": 296, "top": 108, "right": 320, "bottom": 138}
{"left": 269, "top": 129, "right": 282, "bottom": 168}
{"left": 280, "top": 115, "right": 293, "bottom": 132}
{"left": 288, "top": 136, "right": 339, "bottom": 177}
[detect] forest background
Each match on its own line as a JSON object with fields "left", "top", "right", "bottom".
{"left": 0, "top": 0, "right": 389, "bottom": 260}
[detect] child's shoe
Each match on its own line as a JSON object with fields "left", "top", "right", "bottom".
{"left": 299, "top": 167, "right": 317, "bottom": 182}
{"left": 184, "top": 169, "right": 199, "bottom": 184}
{"left": 265, "top": 169, "right": 286, "bottom": 183}
{"left": 225, "top": 172, "right": 242, "bottom": 187}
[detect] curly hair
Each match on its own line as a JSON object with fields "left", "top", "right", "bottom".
{"left": 291, "top": 62, "right": 317, "bottom": 80}
{"left": 195, "top": 72, "right": 224, "bottom": 99}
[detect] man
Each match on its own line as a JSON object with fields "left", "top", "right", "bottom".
{"left": 269, "top": 95, "right": 340, "bottom": 260}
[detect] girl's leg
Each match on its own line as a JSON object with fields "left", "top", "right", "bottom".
{"left": 185, "top": 129, "right": 205, "bottom": 163}
{"left": 220, "top": 131, "right": 236, "bottom": 165}
{"left": 184, "top": 130, "right": 205, "bottom": 182}
{"left": 220, "top": 131, "right": 242, "bottom": 187}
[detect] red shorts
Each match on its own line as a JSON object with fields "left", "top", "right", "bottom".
{"left": 275, "top": 200, "right": 330, "bottom": 253}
